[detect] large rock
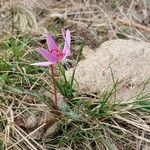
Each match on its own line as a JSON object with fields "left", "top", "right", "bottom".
{"left": 67, "top": 39, "right": 150, "bottom": 100}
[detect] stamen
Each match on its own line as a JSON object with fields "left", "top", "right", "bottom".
{"left": 51, "top": 49, "right": 64, "bottom": 60}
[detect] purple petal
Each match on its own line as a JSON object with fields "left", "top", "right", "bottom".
{"left": 62, "top": 30, "right": 71, "bottom": 57}
{"left": 46, "top": 33, "right": 58, "bottom": 51}
{"left": 38, "top": 48, "right": 57, "bottom": 61}
{"left": 31, "top": 61, "right": 56, "bottom": 66}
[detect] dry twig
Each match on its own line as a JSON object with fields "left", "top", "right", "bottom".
{"left": 116, "top": 17, "right": 150, "bottom": 33}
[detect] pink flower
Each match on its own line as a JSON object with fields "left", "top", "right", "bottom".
{"left": 31, "top": 30, "right": 71, "bottom": 66}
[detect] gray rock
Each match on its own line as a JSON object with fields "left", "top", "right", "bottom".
{"left": 67, "top": 39, "right": 150, "bottom": 100}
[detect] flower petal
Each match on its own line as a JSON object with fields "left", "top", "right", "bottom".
{"left": 46, "top": 33, "right": 58, "bottom": 51}
{"left": 38, "top": 48, "right": 57, "bottom": 61}
{"left": 31, "top": 61, "right": 56, "bottom": 66}
{"left": 62, "top": 30, "right": 71, "bottom": 56}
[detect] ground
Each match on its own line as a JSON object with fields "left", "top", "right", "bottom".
{"left": 0, "top": 0, "right": 150, "bottom": 150}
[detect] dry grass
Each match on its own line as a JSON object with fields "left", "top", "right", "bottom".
{"left": 0, "top": 0, "right": 150, "bottom": 150}
{"left": 0, "top": 0, "right": 149, "bottom": 45}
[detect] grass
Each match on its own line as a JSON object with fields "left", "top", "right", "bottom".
{"left": 0, "top": 33, "right": 149, "bottom": 150}
{"left": 0, "top": 0, "right": 150, "bottom": 150}
{"left": 28, "top": 90, "right": 150, "bottom": 149}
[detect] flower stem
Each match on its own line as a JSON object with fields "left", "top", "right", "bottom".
{"left": 50, "top": 65, "right": 58, "bottom": 109}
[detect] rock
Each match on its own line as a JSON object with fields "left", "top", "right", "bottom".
{"left": 66, "top": 39, "right": 150, "bottom": 100}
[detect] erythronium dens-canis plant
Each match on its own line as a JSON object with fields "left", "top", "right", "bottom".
{"left": 31, "top": 30, "right": 71, "bottom": 109}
